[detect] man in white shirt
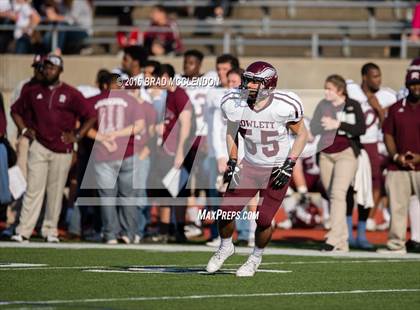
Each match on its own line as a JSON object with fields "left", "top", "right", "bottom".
{"left": 346, "top": 62, "right": 397, "bottom": 248}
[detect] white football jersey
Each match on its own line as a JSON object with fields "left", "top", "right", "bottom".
{"left": 180, "top": 72, "right": 219, "bottom": 137}
{"left": 221, "top": 89, "right": 304, "bottom": 167}
{"left": 346, "top": 81, "right": 397, "bottom": 144}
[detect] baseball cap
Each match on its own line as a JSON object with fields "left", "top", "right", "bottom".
{"left": 44, "top": 54, "right": 63, "bottom": 68}
{"left": 405, "top": 69, "right": 420, "bottom": 86}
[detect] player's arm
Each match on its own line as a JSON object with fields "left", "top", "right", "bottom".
{"left": 226, "top": 119, "right": 239, "bottom": 161}
{"left": 288, "top": 119, "right": 309, "bottom": 160}
{"left": 174, "top": 109, "right": 192, "bottom": 169}
{"left": 367, "top": 95, "right": 385, "bottom": 124}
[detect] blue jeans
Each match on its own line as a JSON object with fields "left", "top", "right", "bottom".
{"left": 15, "top": 35, "right": 31, "bottom": 54}
{"left": 0, "top": 143, "right": 11, "bottom": 204}
{"left": 43, "top": 22, "right": 88, "bottom": 53}
{"left": 95, "top": 155, "right": 141, "bottom": 241}
{"left": 136, "top": 156, "right": 151, "bottom": 238}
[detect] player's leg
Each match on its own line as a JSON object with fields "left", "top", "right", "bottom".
{"left": 236, "top": 178, "right": 289, "bottom": 277}
{"left": 206, "top": 161, "right": 259, "bottom": 273}
{"left": 206, "top": 189, "right": 257, "bottom": 273}
{"left": 345, "top": 186, "right": 356, "bottom": 247}
{"left": 356, "top": 204, "right": 374, "bottom": 249}
{"left": 364, "top": 143, "right": 382, "bottom": 231}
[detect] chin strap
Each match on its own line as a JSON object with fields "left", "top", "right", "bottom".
{"left": 246, "top": 82, "right": 262, "bottom": 109}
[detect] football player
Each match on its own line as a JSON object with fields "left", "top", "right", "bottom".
{"left": 206, "top": 61, "right": 308, "bottom": 276}
{"left": 346, "top": 63, "right": 397, "bottom": 247}
{"left": 181, "top": 50, "right": 218, "bottom": 237}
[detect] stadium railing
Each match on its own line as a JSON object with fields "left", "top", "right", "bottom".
{"left": 92, "top": 0, "right": 411, "bottom": 9}
{"left": 92, "top": 0, "right": 412, "bottom": 18}
{"left": 0, "top": 17, "right": 417, "bottom": 58}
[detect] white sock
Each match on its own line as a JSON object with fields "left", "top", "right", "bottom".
{"left": 252, "top": 246, "right": 264, "bottom": 258}
{"left": 321, "top": 198, "right": 330, "bottom": 219}
{"left": 220, "top": 237, "right": 233, "bottom": 249}
{"left": 409, "top": 196, "right": 420, "bottom": 242}
{"left": 383, "top": 207, "right": 391, "bottom": 223}
{"left": 186, "top": 207, "right": 201, "bottom": 227}
{"left": 249, "top": 220, "right": 257, "bottom": 241}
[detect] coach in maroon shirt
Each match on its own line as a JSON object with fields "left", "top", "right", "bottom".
{"left": 380, "top": 68, "right": 420, "bottom": 253}
{"left": 10, "top": 55, "right": 96, "bottom": 243}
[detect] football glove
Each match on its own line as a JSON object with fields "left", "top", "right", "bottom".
{"left": 270, "top": 157, "right": 296, "bottom": 190}
{"left": 223, "top": 159, "right": 241, "bottom": 188}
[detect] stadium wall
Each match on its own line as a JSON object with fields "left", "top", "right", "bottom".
{"left": 0, "top": 55, "right": 410, "bottom": 119}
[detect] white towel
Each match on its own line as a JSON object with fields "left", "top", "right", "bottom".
{"left": 353, "top": 149, "right": 374, "bottom": 208}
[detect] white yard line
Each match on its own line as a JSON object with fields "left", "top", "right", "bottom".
{"left": 0, "top": 289, "right": 419, "bottom": 306}
{"left": 1, "top": 259, "right": 419, "bottom": 271}
{"left": 83, "top": 268, "right": 291, "bottom": 274}
{"left": 1, "top": 242, "right": 420, "bottom": 259}
{"left": 0, "top": 263, "right": 47, "bottom": 268}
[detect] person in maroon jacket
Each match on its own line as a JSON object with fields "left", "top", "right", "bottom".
{"left": 378, "top": 68, "right": 420, "bottom": 254}
{"left": 10, "top": 54, "right": 96, "bottom": 243}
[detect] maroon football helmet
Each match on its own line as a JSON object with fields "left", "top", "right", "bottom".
{"left": 241, "top": 61, "right": 278, "bottom": 108}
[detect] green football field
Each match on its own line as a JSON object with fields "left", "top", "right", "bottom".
{"left": 0, "top": 243, "right": 420, "bottom": 310}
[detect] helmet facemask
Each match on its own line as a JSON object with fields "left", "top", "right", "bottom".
{"left": 241, "top": 72, "right": 272, "bottom": 109}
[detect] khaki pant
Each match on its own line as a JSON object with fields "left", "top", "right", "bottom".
{"left": 16, "top": 135, "right": 30, "bottom": 179}
{"left": 16, "top": 141, "right": 72, "bottom": 238}
{"left": 320, "top": 147, "right": 358, "bottom": 250}
{"left": 386, "top": 170, "right": 420, "bottom": 250}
